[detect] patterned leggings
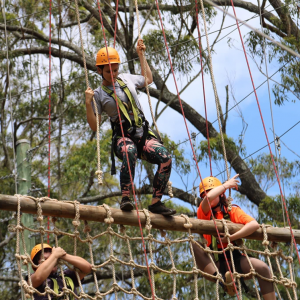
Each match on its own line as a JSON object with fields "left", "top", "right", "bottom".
{"left": 114, "top": 136, "right": 172, "bottom": 200}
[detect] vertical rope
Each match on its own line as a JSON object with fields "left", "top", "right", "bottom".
{"left": 1, "top": 0, "right": 18, "bottom": 193}
{"left": 134, "top": 0, "right": 175, "bottom": 197}
{"left": 95, "top": 2, "right": 155, "bottom": 298}
{"left": 113, "top": 0, "right": 119, "bottom": 48}
{"left": 197, "top": 0, "right": 232, "bottom": 206}
{"left": 134, "top": 0, "right": 161, "bottom": 141}
{"left": 74, "top": 0, "right": 103, "bottom": 185}
{"left": 47, "top": 0, "right": 52, "bottom": 244}
{"left": 194, "top": 0, "right": 213, "bottom": 176}
{"left": 257, "top": 0, "right": 286, "bottom": 227}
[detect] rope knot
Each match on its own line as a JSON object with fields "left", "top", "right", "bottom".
{"left": 91, "top": 265, "right": 97, "bottom": 272}
{"left": 129, "top": 259, "right": 135, "bottom": 267}
{"left": 227, "top": 243, "right": 234, "bottom": 250}
{"left": 150, "top": 262, "right": 157, "bottom": 270}
{"left": 72, "top": 220, "right": 80, "bottom": 227}
{"left": 262, "top": 240, "right": 269, "bottom": 246}
{"left": 171, "top": 267, "right": 178, "bottom": 274}
{"left": 15, "top": 225, "right": 23, "bottom": 231}
{"left": 79, "top": 292, "right": 86, "bottom": 298}
{"left": 216, "top": 273, "right": 223, "bottom": 281}
{"left": 95, "top": 170, "right": 103, "bottom": 185}
{"left": 165, "top": 238, "right": 172, "bottom": 246}
{"left": 37, "top": 216, "right": 43, "bottom": 222}
{"left": 95, "top": 291, "right": 103, "bottom": 299}
{"left": 112, "top": 283, "right": 119, "bottom": 291}
{"left": 107, "top": 227, "right": 115, "bottom": 235}
{"left": 131, "top": 288, "right": 138, "bottom": 295}
{"left": 147, "top": 234, "right": 154, "bottom": 240}
{"left": 109, "top": 255, "right": 116, "bottom": 263}
{"left": 167, "top": 181, "right": 173, "bottom": 197}
{"left": 183, "top": 223, "right": 193, "bottom": 229}
{"left": 104, "top": 217, "right": 114, "bottom": 224}
{"left": 38, "top": 226, "right": 45, "bottom": 235}
{"left": 250, "top": 268, "right": 256, "bottom": 276}
{"left": 192, "top": 267, "right": 199, "bottom": 274}
{"left": 53, "top": 228, "right": 60, "bottom": 235}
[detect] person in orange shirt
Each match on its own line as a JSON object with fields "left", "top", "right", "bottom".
{"left": 193, "top": 175, "right": 275, "bottom": 299}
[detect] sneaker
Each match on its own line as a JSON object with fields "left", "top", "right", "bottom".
{"left": 120, "top": 197, "right": 134, "bottom": 211}
{"left": 225, "top": 271, "right": 236, "bottom": 296}
{"left": 148, "top": 201, "right": 176, "bottom": 216}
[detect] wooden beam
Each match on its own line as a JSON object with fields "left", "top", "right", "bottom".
{"left": 1, "top": 194, "right": 299, "bottom": 244}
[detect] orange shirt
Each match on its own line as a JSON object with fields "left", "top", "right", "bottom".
{"left": 197, "top": 201, "right": 255, "bottom": 248}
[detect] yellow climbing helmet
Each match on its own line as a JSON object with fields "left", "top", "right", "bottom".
{"left": 199, "top": 177, "right": 222, "bottom": 197}
{"left": 31, "top": 243, "right": 52, "bottom": 261}
{"left": 96, "top": 47, "right": 120, "bottom": 66}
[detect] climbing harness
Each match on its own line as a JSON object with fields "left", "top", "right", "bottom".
{"left": 50, "top": 275, "right": 75, "bottom": 300}
{"left": 101, "top": 77, "right": 157, "bottom": 174}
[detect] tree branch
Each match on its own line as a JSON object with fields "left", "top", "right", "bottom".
{"left": 0, "top": 232, "right": 16, "bottom": 248}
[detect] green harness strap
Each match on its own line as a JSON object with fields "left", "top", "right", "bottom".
{"left": 101, "top": 78, "right": 143, "bottom": 128}
{"left": 50, "top": 276, "right": 75, "bottom": 300}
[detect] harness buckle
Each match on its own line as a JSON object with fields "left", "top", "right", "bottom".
{"left": 127, "top": 127, "right": 134, "bottom": 134}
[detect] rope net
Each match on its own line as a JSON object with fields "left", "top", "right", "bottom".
{"left": 9, "top": 195, "right": 297, "bottom": 300}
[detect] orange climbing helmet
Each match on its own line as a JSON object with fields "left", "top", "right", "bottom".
{"left": 199, "top": 177, "right": 222, "bottom": 197}
{"left": 31, "top": 243, "right": 52, "bottom": 262}
{"left": 96, "top": 47, "right": 120, "bottom": 66}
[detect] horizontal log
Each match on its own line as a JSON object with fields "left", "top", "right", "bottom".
{"left": 1, "top": 194, "right": 299, "bottom": 244}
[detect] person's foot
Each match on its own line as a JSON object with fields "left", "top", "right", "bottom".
{"left": 148, "top": 201, "right": 176, "bottom": 216}
{"left": 120, "top": 196, "right": 134, "bottom": 211}
{"left": 225, "top": 271, "right": 236, "bottom": 296}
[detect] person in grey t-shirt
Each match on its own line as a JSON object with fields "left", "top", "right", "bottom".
{"left": 85, "top": 39, "right": 176, "bottom": 216}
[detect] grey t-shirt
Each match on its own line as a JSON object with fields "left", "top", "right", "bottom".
{"left": 93, "top": 73, "right": 145, "bottom": 138}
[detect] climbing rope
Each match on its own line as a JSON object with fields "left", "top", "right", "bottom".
{"left": 194, "top": 0, "right": 213, "bottom": 177}
{"left": 74, "top": 0, "right": 103, "bottom": 186}
{"left": 94, "top": 1, "right": 156, "bottom": 298}
{"left": 257, "top": 0, "right": 287, "bottom": 227}
{"left": 134, "top": 0, "right": 173, "bottom": 198}
{"left": 196, "top": 0, "right": 232, "bottom": 207}
{"left": 1, "top": 0, "right": 18, "bottom": 193}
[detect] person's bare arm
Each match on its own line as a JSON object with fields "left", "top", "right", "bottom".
{"left": 137, "top": 39, "right": 153, "bottom": 85}
{"left": 31, "top": 247, "right": 66, "bottom": 288}
{"left": 61, "top": 254, "right": 92, "bottom": 280}
{"left": 220, "top": 220, "right": 260, "bottom": 243}
{"left": 85, "top": 87, "right": 101, "bottom": 131}
{"left": 201, "top": 174, "right": 240, "bottom": 214}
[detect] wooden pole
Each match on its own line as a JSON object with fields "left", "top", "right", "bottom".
{"left": 1, "top": 194, "right": 299, "bottom": 244}
{"left": 16, "top": 139, "right": 35, "bottom": 300}
{"left": 16, "top": 140, "right": 35, "bottom": 252}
